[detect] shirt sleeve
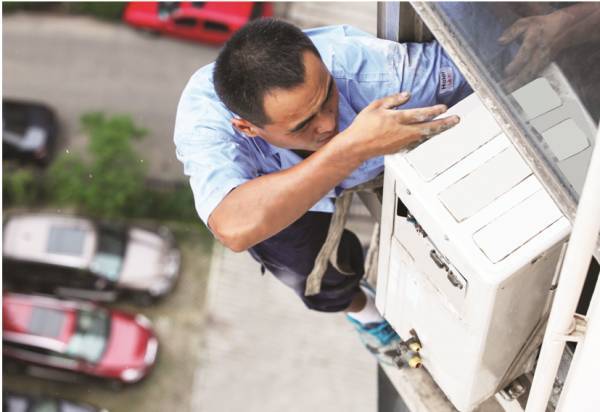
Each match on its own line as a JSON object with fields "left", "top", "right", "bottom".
{"left": 176, "top": 131, "right": 257, "bottom": 226}
{"left": 174, "top": 67, "right": 258, "bottom": 226}
{"left": 399, "top": 41, "right": 473, "bottom": 110}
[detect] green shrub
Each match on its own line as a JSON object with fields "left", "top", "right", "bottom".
{"left": 47, "top": 112, "right": 147, "bottom": 220}
{"left": 3, "top": 167, "right": 39, "bottom": 207}
{"left": 64, "top": 2, "right": 126, "bottom": 21}
{"left": 5, "top": 112, "right": 199, "bottom": 223}
{"left": 2, "top": 2, "right": 61, "bottom": 14}
{"left": 134, "top": 183, "right": 198, "bottom": 222}
{"left": 3, "top": 2, "right": 126, "bottom": 22}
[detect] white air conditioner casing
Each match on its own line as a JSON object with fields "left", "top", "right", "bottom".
{"left": 375, "top": 74, "right": 596, "bottom": 411}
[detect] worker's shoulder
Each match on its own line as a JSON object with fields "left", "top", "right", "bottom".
{"left": 305, "top": 24, "right": 374, "bottom": 41}
{"left": 175, "top": 62, "right": 235, "bottom": 144}
{"left": 306, "top": 24, "right": 383, "bottom": 53}
{"left": 308, "top": 25, "right": 403, "bottom": 80}
{"left": 180, "top": 62, "right": 218, "bottom": 100}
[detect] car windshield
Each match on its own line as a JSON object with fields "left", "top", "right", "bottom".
{"left": 65, "top": 308, "right": 109, "bottom": 363}
{"left": 159, "top": 2, "right": 180, "bottom": 18}
{"left": 89, "top": 225, "right": 126, "bottom": 281}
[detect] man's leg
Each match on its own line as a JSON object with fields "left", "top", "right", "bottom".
{"left": 248, "top": 211, "right": 364, "bottom": 313}
{"left": 247, "top": 211, "right": 401, "bottom": 365}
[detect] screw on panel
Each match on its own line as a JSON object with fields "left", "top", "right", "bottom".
{"left": 500, "top": 377, "right": 527, "bottom": 401}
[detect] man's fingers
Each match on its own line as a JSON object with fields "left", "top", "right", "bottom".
{"left": 504, "top": 64, "right": 537, "bottom": 91}
{"left": 498, "top": 19, "right": 527, "bottom": 45}
{"left": 373, "top": 92, "right": 411, "bottom": 110}
{"left": 415, "top": 115, "right": 461, "bottom": 139}
{"left": 397, "top": 104, "right": 448, "bottom": 124}
{"left": 505, "top": 33, "right": 537, "bottom": 76}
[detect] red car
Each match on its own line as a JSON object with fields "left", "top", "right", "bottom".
{"left": 123, "top": 1, "right": 273, "bottom": 45}
{"left": 3, "top": 293, "right": 158, "bottom": 386}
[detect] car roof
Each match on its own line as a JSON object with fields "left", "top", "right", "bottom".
{"left": 3, "top": 294, "right": 80, "bottom": 351}
{"left": 3, "top": 213, "right": 97, "bottom": 269}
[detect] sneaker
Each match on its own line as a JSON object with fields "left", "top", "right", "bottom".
{"left": 347, "top": 315, "right": 402, "bottom": 366}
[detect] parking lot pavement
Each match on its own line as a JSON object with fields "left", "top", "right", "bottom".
{"left": 2, "top": 5, "right": 375, "bottom": 182}
{"left": 3, "top": 227, "right": 214, "bottom": 412}
{"left": 192, "top": 200, "right": 378, "bottom": 412}
{"left": 2, "top": 13, "right": 220, "bottom": 181}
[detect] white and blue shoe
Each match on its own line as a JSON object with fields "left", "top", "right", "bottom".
{"left": 347, "top": 316, "right": 403, "bottom": 366}
{"left": 347, "top": 281, "right": 404, "bottom": 365}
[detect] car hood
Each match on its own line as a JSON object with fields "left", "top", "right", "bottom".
{"left": 99, "top": 313, "right": 153, "bottom": 370}
{"left": 118, "top": 229, "right": 167, "bottom": 288}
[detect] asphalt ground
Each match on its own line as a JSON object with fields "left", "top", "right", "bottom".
{"left": 2, "top": 8, "right": 379, "bottom": 412}
{"left": 3, "top": 11, "right": 219, "bottom": 411}
{"left": 3, "top": 12, "right": 220, "bottom": 181}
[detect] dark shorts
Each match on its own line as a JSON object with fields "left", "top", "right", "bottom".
{"left": 248, "top": 211, "right": 364, "bottom": 313}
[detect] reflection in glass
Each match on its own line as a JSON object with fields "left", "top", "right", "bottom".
{"left": 433, "top": 2, "right": 600, "bottom": 198}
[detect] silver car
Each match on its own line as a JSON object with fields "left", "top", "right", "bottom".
{"left": 3, "top": 212, "right": 181, "bottom": 304}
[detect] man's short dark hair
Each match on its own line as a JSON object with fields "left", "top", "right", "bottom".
{"left": 213, "top": 18, "right": 320, "bottom": 127}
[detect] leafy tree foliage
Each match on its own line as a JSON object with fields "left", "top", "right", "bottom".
{"left": 2, "top": 167, "right": 39, "bottom": 207}
{"left": 5, "top": 112, "right": 199, "bottom": 223}
{"left": 47, "top": 112, "right": 147, "bottom": 219}
{"left": 3, "top": 2, "right": 126, "bottom": 21}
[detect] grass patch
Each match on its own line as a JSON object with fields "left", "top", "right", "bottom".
{"left": 3, "top": 2, "right": 126, "bottom": 21}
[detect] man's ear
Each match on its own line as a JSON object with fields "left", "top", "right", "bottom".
{"left": 232, "top": 118, "right": 261, "bottom": 138}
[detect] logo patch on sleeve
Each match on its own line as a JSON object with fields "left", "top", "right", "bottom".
{"left": 439, "top": 67, "right": 454, "bottom": 95}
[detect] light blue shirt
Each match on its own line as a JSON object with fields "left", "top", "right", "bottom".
{"left": 174, "top": 25, "right": 471, "bottom": 226}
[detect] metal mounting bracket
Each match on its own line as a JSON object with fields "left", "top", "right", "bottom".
{"left": 555, "top": 313, "right": 587, "bottom": 343}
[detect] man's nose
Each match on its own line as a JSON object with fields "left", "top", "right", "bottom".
{"left": 315, "top": 111, "right": 336, "bottom": 135}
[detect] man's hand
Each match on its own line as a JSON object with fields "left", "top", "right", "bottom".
{"left": 498, "top": 4, "right": 600, "bottom": 91}
{"left": 209, "top": 93, "right": 460, "bottom": 252}
{"left": 342, "top": 92, "right": 460, "bottom": 160}
{"left": 498, "top": 12, "right": 569, "bottom": 91}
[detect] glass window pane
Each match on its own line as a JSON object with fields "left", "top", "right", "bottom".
{"left": 28, "top": 307, "right": 66, "bottom": 339}
{"left": 429, "top": 2, "right": 599, "bottom": 199}
{"left": 5, "top": 396, "right": 29, "bottom": 412}
{"left": 47, "top": 226, "right": 86, "bottom": 256}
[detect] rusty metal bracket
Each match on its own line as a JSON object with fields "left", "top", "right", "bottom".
{"left": 555, "top": 313, "right": 587, "bottom": 343}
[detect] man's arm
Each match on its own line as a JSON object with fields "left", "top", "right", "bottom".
{"left": 209, "top": 93, "right": 459, "bottom": 252}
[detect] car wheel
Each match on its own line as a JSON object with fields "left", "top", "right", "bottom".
{"left": 137, "top": 27, "right": 160, "bottom": 37}
{"left": 94, "top": 278, "right": 108, "bottom": 290}
{"left": 134, "top": 292, "right": 155, "bottom": 306}
{"left": 2, "top": 358, "right": 25, "bottom": 375}
{"left": 107, "top": 379, "right": 124, "bottom": 391}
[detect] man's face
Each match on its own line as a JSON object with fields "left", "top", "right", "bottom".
{"left": 236, "top": 51, "right": 340, "bottom": 152}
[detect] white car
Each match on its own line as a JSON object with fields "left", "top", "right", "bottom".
{"left": 3, "top": 212, "right": 181, "bottom": 304}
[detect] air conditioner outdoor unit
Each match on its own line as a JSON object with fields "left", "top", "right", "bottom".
{"left": 376, "top": 71, "right": 595, "bottom": 411}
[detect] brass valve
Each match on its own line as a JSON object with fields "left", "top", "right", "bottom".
{"left": 407, "top": 353, "right": 422, "bottom": 369}
{"left": 408, "top": 340, "right": 422, "bottom": 353}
